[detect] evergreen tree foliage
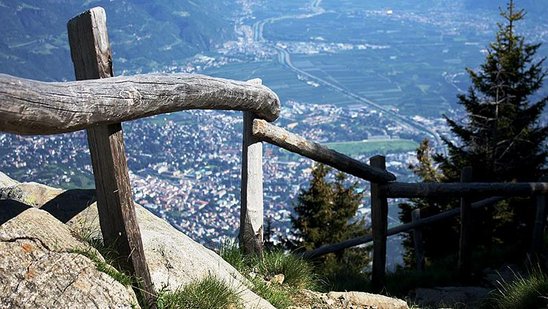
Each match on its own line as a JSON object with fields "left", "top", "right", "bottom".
{"left": 291, "top": 163, "right": 335, "bottom": 251}
{"left": 400, "top": 1, "right": 547, "bottom": 268}
{"left": 290, "top": 163, "right": 369, "bottom": 274}
{"left": 399, "top": 140, "right": 459, "bottom": 267}
{"left": 437, "top": 0, "right": 547, "bottom": 183}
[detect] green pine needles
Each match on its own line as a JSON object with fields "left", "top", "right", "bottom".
{"left": 290, "top": 163, "right": 370, "bottom": 277}
{"left": 400, "top": 0, "right": 547, "bottom": 270}
{"left": 438, "top": 0, "right": 547, "bottom": 183}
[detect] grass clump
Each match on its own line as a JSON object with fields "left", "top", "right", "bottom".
{"left": 253, "top": 250, "right": 317, "bottom": 290}
{"left": 70, "top": 248, "right": 133, "bottom": 286}
{"left": 156, "top": 276, "right": 243, "bottom": 309}
{"left": 249, "top": 279, "right": 293, "bottom": 309}
{"left": 487, "top": 265, "right": 548, "bottom": 309}
{"left": 220, "top": 242, "right": 318, "bottom": 308}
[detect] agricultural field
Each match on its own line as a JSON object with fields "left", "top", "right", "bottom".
{"left": 203, "top": 60, "right": 354, "bottom": 106}
{"left": 327, "top": 139, "right": 418, "bottom": 156}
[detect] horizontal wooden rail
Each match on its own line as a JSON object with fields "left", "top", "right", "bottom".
{"left": 0, "top": 73, "right": 280, "bottom": 135}
{"left": 252, "top": 119, "right": 396, "bottom": 183}
{"left": 381, "top": 182, "right": 548, "bottom": 198}
{"left": 303, "top": 196, "right": 505, "bottom": 259}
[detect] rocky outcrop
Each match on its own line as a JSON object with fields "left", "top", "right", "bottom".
{"left": 1, "top": 172, "right": 411, "bottom": 309}
{"left": 289, "top": 290, "right": 409, "bottom": 309}
{"left": 0, "top": 207, "right": 139, "bottom": 308}
{"left": 67, "top": 199, "right": 274, "bottom": 309}
{"left": 0, "top": 173, "right": 273, "bottom": 309}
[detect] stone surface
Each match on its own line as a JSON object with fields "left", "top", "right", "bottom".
{"left": 0, "top": 172, "right": 18, "bottom": 187}
{"left": 0, "top": 172, "right": 273, "bottom": 309}
{"left": 327, "top": 291, "right": 409, "bottom": 309}
{"left": 290, "top": 289, "right": 409, "bottom": 309}
{"left": 68, "top": 201, "right": 275, "bottom": 309}
{"left": 0, "top": 207, "right": 139, "bottom": 308}
{"left": 0, "top": 180, "right": 64, "bottom": 208}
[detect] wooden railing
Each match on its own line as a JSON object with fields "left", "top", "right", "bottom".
{"left": 304, "top": 164, "right": 548, "bottom": 291}
{"left": 0, "top": 6, "right": 393, "bottom": 301}
{"left": 1, "top": 6, "right": 547, "bottom": 300}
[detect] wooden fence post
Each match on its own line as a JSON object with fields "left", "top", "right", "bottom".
{"left": 458, "top": 166, "right": 473, "bottom": 277}
{"left": 531, "top": 193, "right": 547, "bottom": 256}
{"left": 240, "top": 79, "right": 264, "bottom": 255}
{"left": 67, "top": 7, "right": 155, "bottom": 303}
{"left": 370, "top": 155, "right": 388, "bottom": 291}
{"left": 412, "top": 208, "right": 425, "bottom": 271}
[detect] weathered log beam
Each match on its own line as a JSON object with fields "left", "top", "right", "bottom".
{"left": 303, "top": 196, "right": 505, "bottom": 259}
{"left": 251, "top": 119, "right": 396, "bottom": 183}
{"left": 381, "top": 182, "right": 548, "bottom": 198}
{"left": 0, "top": 73, "right": 280, "bottom": 135}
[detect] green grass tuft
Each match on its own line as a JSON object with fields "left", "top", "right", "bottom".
{"left": 156, "top": 276, "right": 243, "bottom": 309}
{"left": 252, "top": 250, "right": 318, "bottom": 290}
{"left": 219, "top": 241, "right": 248, "bottom": 272}
{"left": 219, "top": 242, "right": 318, "bottom": 308}
{"left": 249, "top": 278, "right": 293, "bottom": 308}
{"left": 487, "top": 265, "right": 548, "bottom": 309}
{"left": 70, "top": 248, "right": 133, "bottom": 286}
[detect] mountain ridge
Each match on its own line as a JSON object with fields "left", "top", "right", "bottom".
{"left": 0, "top": 0, "right": 237, "bottom": 81}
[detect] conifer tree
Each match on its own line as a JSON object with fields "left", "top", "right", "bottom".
{"left": 437, "top": 1, "right": 547, "bottom": 182}
{"left": 400, "top": 140, "right": 459, "bottom": 267}
{"left": 291, "top": 163, "right": 335, "bottom": 251}
{"left": 290, "top": 163, "right": 369, "bottom": 273}
{"left": 436, "top": 0, "right": 547, "bottom": 255}
{"left": 400, "top": 1, "right": 547, "bottom": 266}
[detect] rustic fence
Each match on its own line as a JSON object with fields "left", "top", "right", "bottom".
{"left": 0, "top": 6, "right": 547, "bottom": 301}
{"left": 305, "top": 165, "right": 548, "bottom": 291}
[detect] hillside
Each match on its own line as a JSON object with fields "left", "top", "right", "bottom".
{"left": 464, "top": 0, "right": 548, "bottom": 14}
{"left": 0, "top": 0, "right": 237, "bottom": 81}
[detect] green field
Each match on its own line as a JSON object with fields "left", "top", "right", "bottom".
{"left": 327, "top": 139, "right": 418, "bottom": 156}
{"left": 276, "top": 139, "right": 418, "bottom": 162}
{"left": 203, "top": 60, "right": 354, "bottom": 106}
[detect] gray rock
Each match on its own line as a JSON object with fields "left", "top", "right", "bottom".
{"left": 0, "top": 172, "right": 18, "bottom": 187}
{"left": 327, "top": 291, "right": 409, "bottom": 309}
{"left": 290, "top": 289, "right": 410, "bottom": 309}
{"left": 68, "top": 201, "right": 274, "bottom": 309}
{"left": 0, "top": 172, "right": 274, "bottom": 309}
{"left": 0, "top": 207, "right": 139, "bottom": 308}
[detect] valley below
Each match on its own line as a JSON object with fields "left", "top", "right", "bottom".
{"left": 1, "top": 0, "right": 547, "bottom": 269}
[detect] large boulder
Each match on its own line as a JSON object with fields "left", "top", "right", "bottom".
{"left": 68, "top": 199, "right": 274, "bottom": 309}
{"left": 289, "top": 289, "right": 409, "bottom": 309}
{"left": 0, "top": 173, "right": 274, "bottom": 309}
{"left": 0, "top": 207, "right": 139, "bottom": 308}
